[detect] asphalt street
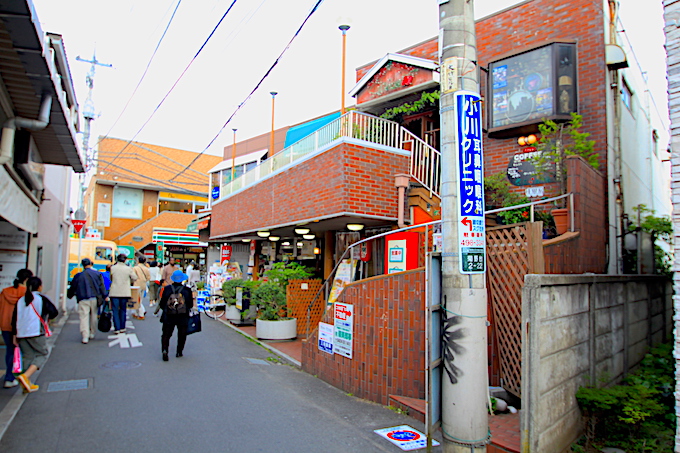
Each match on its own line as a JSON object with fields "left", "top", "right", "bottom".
{"left": 0, "top": 304, "right": 442, "bottom": 453}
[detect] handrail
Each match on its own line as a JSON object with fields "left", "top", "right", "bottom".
{"left": 304, "top": 193, "right": 576, "bottom": 337}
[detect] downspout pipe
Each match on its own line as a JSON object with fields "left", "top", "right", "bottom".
{"left": 0, "top": 93, "right": 53, "bottom": 165}
{"left": 395, "top": 173, "right": 410, "bottom": 228}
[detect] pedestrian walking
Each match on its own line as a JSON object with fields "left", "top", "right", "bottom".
{"left": 102, "top": 264, "right": 112, "bottom": 292}
{"left": 161, "top": 257, "right": 178, "bottom": 283}
{"left": 148, "top": 261, "right": 161, "bottom": 306}
{"left": 12, "top": 276, "right": 58, "bottom": 393}
{"left": 159, "top": 270, "right": 193, "bottom": 361}
{"left": 0, "top": 268, "right": 32, "bottom": 388}
{"left": 109, "top": 254, "right": 137, "bottom": 334}
{"left": 132, "top": 256, "right": 150, "bottom": 320}
{"left": 67, "top": 258, "right": 109, "bottom": 343}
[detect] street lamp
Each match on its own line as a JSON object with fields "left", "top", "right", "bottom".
{"left": 270, "top": 92, "right": 277, "bottom": 156}
{"left": 339, "top": 25, "right": 350, "bottom": 115}
{"left": 231, "top": 128, "right": 237, "bottom": 181}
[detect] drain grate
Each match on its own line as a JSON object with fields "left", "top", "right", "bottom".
{"left": 243, "top": 357, "right": 270, "bottom": 366}
{"left": 47, "top": 379, "right": 91, "bottom": 392}
{"left": 99, "top": 360, "right": 142, "bottom": 370}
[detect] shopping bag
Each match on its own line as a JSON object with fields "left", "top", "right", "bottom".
{"left": 187, "top": 311, "right": 201, "bottom": 335}
{"left": 12, "top": 347, "right": 22, "bottom": 374}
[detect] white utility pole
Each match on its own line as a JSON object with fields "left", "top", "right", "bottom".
{"left": 438, "top": 1, "right": 489, "bottom": 452}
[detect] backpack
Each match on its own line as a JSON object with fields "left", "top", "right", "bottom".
{"left": 166, "top": 285, "right": 187, "bottom": 315}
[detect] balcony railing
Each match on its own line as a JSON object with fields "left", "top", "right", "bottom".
{"left": 216, "top": 111, "right": 442, "bottom": 200}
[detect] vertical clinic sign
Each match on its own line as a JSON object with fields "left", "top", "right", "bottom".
{"left": 333, "top": 303, "right": 354, "bottom": 359}
{"left": 455, "top": 91, "right": 486, "bottom": 274}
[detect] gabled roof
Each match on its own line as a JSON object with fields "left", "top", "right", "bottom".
{"left": 349, "top": 53, "right": 439, "bottom": 97}
{"left": 96, "top": 137, "right": 222, "bottom": 196}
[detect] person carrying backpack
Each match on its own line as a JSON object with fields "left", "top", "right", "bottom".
{"left": 158, "top": 270, "right": 193, "bottom": 362}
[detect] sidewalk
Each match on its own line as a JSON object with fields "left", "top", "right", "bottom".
{"left": 218, "top": 318, "right": 521, "bottom": 453}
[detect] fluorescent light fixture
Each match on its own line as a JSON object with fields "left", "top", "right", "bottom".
{"left": 346, "top": 223, "right": 364, "bottom": 231}
{"left": 269, "top": 236, "right": 280, "bottom": 241}
{"left": 302, "top": 234, "right": 315, "bottom": 240}
{"left": 282, "top": 241, "right": 290, "bottom": 246}
{"left": 294, "top": 227, "right": 310, "bottom": 235}
{"left": 297, "top": 242, "right": 303, "bottom": 248}
{"left": 257, "top": 231, "right": 270, "bottom": 238}
{"left": 241, "top": 239, "right": 251, "bottom": 242}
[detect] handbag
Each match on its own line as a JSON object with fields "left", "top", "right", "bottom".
{"left": 29, "top": 302, "right": 52, "bottom": 337}
{"left": 98, "top": 302, "right": 112, "bottom": 333}
{"left": 187, "top": 310, "right": 201, "bottom": 335}
{"left": 12, "top": 347, "right": 22, "bottom": 374}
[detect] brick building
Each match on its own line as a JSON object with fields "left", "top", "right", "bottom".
{"left": 84, "top": 137, "right": 221, "bottom": 267}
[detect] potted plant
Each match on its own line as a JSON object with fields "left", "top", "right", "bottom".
{"left": 532, "top": 112, "right": 598, "bottom": 235}
{"left": 222, "top": 278, "right": 254, "bottom": 323}
{"left": 252, "top": 282, "right": 296, "bottom": 340}
{"left": 252, "top": 261, "right": 313, "bottom": 340}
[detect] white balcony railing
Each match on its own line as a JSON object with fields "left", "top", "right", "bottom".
{"left": 217, "top": 111, "right": 441, "bottom": 201}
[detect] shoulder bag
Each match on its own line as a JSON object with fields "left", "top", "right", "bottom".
{"left": 98, "top": 301, "right": 112, "bottom": 333}
{"left": 29, "top": 302, "right": 52, "bottom": 337}
{"left": 187, "top": 309, "right": 201, "bottom": 335}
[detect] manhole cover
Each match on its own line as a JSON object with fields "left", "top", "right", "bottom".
{"left": 99, "top": 360, "right": 142, "bottom": 370}
{"left": 243, "top": 357, "right": 270, "bottom": 366}
{"left": 47, "top": 379, "right": 91, "bottom": 392}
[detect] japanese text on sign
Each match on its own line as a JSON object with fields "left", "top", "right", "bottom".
{"left": 333, "top": 303, "right": 353, "bottom": 359}
{"left": 456, "top": 91, "right": 486, "bottom": 274}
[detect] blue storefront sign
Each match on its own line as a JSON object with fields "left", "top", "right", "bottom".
{"left": 211, "top": 186, "right": 220, "bottom": 200}
{"left": 455, "top": 91, "right": 486, "bottom": 274}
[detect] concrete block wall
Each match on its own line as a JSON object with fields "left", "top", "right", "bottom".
{"left": 521, "top": 274, "right": 672, "bottom": 453}
{"left": 301, "top": 269, "right": 426, "bottom": 406}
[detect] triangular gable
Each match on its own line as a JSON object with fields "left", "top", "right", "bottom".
{"left": 349, "top": 53, "right": 439, "bottom": 104}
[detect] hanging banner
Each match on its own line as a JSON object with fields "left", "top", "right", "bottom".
{"left": 220, "top": 244, "right": 232, "bottom": 265}
{"left": 455, "top": 91, "right": 486, "bottom": 274}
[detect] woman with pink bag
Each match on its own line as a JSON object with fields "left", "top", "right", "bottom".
{"left": 0, "top": 268, "right": 32, "bottom": 389}
{"left": 11, "top": 277, "right": 58, "bottom": 393}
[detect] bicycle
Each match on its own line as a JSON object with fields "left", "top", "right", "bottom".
{"left": 203, "top": 294, "right": 229, "bottom": 320}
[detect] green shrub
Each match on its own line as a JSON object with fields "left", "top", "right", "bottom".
{"left": 252, "top": 282, "right": 287, "bottom": 321}
{"left": 263, "top": 261, "right": 313, "bottom": 290}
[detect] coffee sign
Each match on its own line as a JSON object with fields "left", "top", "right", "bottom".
{"left": 506, "top": 148, "right": 555, "bottom": 186}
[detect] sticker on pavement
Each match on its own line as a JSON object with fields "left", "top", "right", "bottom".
{"left": 374, "top": 425, "right": 439, "bottom": 451}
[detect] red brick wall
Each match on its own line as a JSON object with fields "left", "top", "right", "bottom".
{"left": 301, "top": 269, "right": 426, "bottom": 405}
{"left": 544, "top": 156, "right": 607, "bottom": 273}
{"left": 210, "top": 143, "right": 410, "bottom": 237}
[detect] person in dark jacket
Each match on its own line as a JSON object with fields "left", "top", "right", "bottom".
{"left": 67, "top": 258, "right": 109, "bottom": 344}
{"left": 158, "top": 270, "right": 193, "bottom": 362}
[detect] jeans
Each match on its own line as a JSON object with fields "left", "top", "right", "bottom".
{"left": 111, "top": 297, "right": 128, "bottom": 331}
{"left": 2, "top": 330, "right": 15, "bottom": 382}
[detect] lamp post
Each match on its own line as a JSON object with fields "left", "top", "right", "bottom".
{"left": 339, "top": 25, "right": 350, "bottom": 115}
{"left": 231, "top": 128, "right": 237, "bottom": 181}
{"left": 270, "top": 92, "right": 278, "bottom": 156}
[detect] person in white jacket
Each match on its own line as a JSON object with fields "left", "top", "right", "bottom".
{"left": 12, "top": 276, "right": 57, "bottom": 393}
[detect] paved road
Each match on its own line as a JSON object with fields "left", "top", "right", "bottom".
{"left": 0, "top": 306, "right": 442, "bottom": 452}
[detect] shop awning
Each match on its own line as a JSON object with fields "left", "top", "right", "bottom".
{"left": 0, "top": 166, "right": 38, "bottom": 233}
{"left": 153, "top": 228, "right": 207, "bottom": 246}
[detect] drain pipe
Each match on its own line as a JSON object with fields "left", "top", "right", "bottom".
{"left": 394, "top": 174, "right": 410, "bottom": 228}
{"left": 0, "top": 93, "right": 53, "bottom": 165}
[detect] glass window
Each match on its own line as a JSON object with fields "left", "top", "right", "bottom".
{"left": 95, "top": 246, "right": 114, "bottom": 262}
{"left": 488, "top": 43, "right": 577, "bottom": 134}
{"left": 622, "top": 81, "right": 632, "bottom": 111}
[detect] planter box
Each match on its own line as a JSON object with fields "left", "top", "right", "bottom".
{"left": 225, "top": 305, "right": 241, "bottom": 322}
{"left": 256, "top": 318, "right": 297, "bottom": 340}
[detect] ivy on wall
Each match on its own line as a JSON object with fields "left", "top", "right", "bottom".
{"left": 380, "top": 90, "right": 440, "bottom": 121}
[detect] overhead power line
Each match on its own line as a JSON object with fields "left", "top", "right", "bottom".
{"left": 101, "top": 0, "right": 183, "bottom": 142}
{"left": 101, "top": 0, "right": 240, "bottom": 173}
{"left": 169, "top": 0, "right": 326, "bottom": 182}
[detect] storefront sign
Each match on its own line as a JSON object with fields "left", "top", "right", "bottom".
{"left": 387, "top": 240, "right": 406, "bottom": 274}
{"left": 318, "top": 322, "right": 334, "bottom": 354}
{"left": 333, "top": 303, "right": 353, "bottom": 359}
{"left": 455, "top": 91, "right": 486, "bottom": 274}
{"left": 507, "top": 149, "right": 555, "bottom": 186}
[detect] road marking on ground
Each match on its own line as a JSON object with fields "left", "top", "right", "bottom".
{"left": 108, "top": 333, "right": 143, "bottom": 348}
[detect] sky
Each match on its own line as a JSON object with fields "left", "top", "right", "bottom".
{"left": 30, "top": 0, "right": 669, "bottom": 172}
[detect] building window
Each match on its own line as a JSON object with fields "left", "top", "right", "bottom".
{"left": 621, "top": 80, "right": 632, "bottom": 111}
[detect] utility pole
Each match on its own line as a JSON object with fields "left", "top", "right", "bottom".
{"left": 75, "top": 51, "right": 112, "bottom": 211}
{"left": 438, "top": 1, "right": 489, "bottom": 452}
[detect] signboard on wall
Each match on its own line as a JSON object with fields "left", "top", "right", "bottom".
{"left": 220, "top": 244, "right": 232, "bottom": 265}
{"left": 318, "top": 322, "right": 334, "bottom": 354}
{"left": 387, "top": 239, "right": 407, "bottom": 274}
{"left": 455, "top": 91, "right": 486, "bottom": 274}
{"left": 97, "top": 202, "right": 111, "bottom": 227}
{"left": 333, "top": 303, "right": 353, "bottom": 359}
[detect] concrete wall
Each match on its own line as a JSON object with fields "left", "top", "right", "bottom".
{"left": 520, "top": 274, "right": 672, "bottom": 453}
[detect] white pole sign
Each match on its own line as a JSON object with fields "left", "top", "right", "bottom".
{"left": 333, "top": 303, "right": 354, "bottom": 359}
{"left": 455, "top": 91, "right": 486, "bottom": 274}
